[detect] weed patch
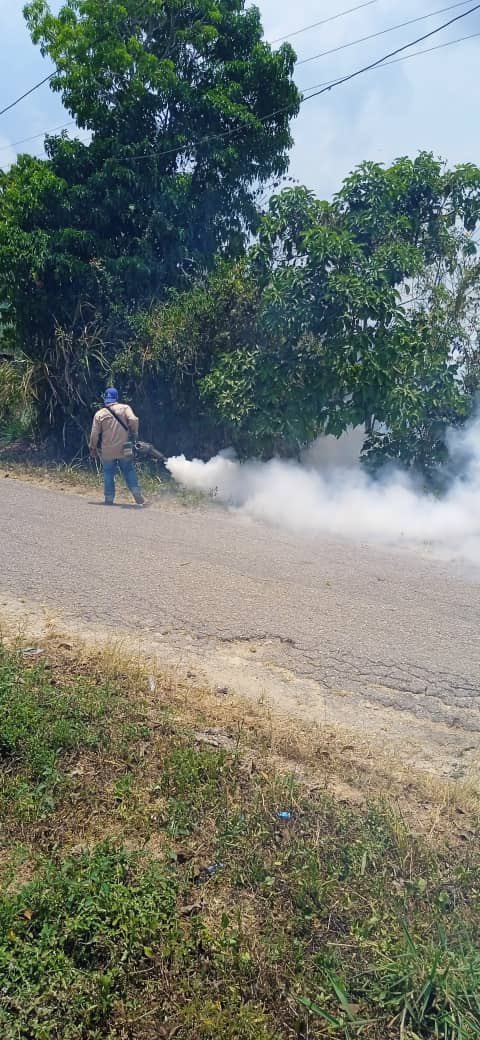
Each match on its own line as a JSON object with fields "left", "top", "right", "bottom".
{"left": 0, "top": 843, "right": 180, "bottom": 1039}
{"left": 0, "top": 458, "right": 208, "bottom": 508}
{"left": 0, "top": 646, "right": 149, "bottom": 826}
{"left": 0, "top": 641, "right": 479, "bottom": 1038}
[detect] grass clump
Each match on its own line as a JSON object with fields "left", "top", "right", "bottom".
{"left": 0, "top": 843, "right": 180, "bottom": 1040}
{"left": 160, "top": 742, "right": 235, "bottom": 838}
{"left": 363, "top": 932, "right": 480, "bottom": 1039}
{"left": 0, "top": 646, "right": 148, "bottom": 825}
{"left": 0, "top": 641, "right": 479, "bottom": 1039}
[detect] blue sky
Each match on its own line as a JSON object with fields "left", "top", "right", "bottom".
{"left": 1, "top": 0, "right": 480, "bottom": 197}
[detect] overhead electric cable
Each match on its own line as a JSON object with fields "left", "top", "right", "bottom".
{"left": 0, "top": 120, "right": 75, "bottom": 154}
{"left": 0, "top": 3, "right": 380, "bottom": 120}
{"left": 270, "top": 0, "right": 379, "bottom": 44}
{"left": 2, "top": 2, "right": 480, "bottom": 172}
{"left": 299, "top": 1, "right": 480, "bottom": 102}
{"left": 296, "top": 0, "right": 473, "bottom": 65}
{"left": 299, "top": 28, "right": 480, "bottom": 92}
{"left": 0, "top": 72, "right": 55, "bottom": 118}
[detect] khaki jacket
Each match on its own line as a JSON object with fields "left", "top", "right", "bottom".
{"left": 89, "top": 403, "right": 139, "bottom": 461}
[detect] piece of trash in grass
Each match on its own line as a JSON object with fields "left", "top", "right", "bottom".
{"left": 180, "top": 903, "right": 202, "bottom": 917}
{"left": 277, "top": 811, "right": 293, "bottom": 821}
{"left": 148, "top": 676, "right": 156, "bottom": 693}
{"left": 21, "top": 647, "right": 44, "bottom": 657}
{"left": 205, "top": 862, "right": 224, "bottom": 875}
{"left": 195, "top": 863, "right": 225, "bottom": 884}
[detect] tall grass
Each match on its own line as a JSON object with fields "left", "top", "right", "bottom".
{"left": 0, "top": 361, "right": 35, "bottom": 444}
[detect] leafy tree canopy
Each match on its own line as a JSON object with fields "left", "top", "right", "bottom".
{"left": 23, "top": 0, "right": 299, "bottom": 286}
{"left": 0, "top": 1, "right": 299, "bottom": 442}
{"left": 133, "top": 154, "right": 480, "bottom": 468}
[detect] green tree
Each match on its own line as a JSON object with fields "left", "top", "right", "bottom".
{"left": 23, "top": 0, "right": 299, "bottom": 288}
{"left": 336, "top": 154, "right": 480, "bottom": 468}
{"left": 110, "top": 258, "right": 260, "bottom": 455}
{"left": 0, "top": 0, "right": 299, "bottom": 448}
{"left": 140, "top": 155, "right": 480, "bottom": 469}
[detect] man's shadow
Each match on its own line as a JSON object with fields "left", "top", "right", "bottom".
{"left": 88, "top": 501, "right": 140, "bottom": 510}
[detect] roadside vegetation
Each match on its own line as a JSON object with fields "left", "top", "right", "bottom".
{"left": 1, "top": 2, "right": 480, "bottom": 473}
{"left": 1, "top": 5, "right": 479, "bottom": 1037}
{"left": 1, "top": 639, "right": 479, "bottom": 1040}
{"left": 0, "top": 456, "right": 208, "bottom": 509}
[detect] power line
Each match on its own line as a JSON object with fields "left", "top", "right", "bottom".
{"left": 93, "top": 7, "right": 480, "bottom": 165}
{"left": 296, "top": 0, "right": 473, "bottom": 65}
{"left": 0, "top": 9, "right": 213, "bottom": 120}
{"left": 0, "top": 72, "right": 55, "bottom": 119}
{"left": 2, "top": 0, "right": 473, "bottom": 143}
{"left": 300, "top": 28, "right": 480, "bottom": 93}
{"left": 300, "top": 1, "right": 480, "bottom": 102}
{"left": 270, "top": 0, "right": 379, "bottom": 45}
{"left": 0, "top": 3, "right": 379, "bottom": 123}
{"left": 3, "top": 2, "right": 480, "bottom": 174}
{"left": 0, "top": 120, "right": 75, "bottom": 155}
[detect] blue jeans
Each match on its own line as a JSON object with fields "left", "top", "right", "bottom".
{"left": 102, "top": 458, "right": 142, "bottom": 502}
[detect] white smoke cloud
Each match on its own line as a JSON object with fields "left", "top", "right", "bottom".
{"left": 301, "top": 426, "right": 365, "bottom": 469}
{"left": 166, "top": 417, "right": 480, "bottom": 564}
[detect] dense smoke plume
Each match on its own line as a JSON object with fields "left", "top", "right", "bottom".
{"left": 166, "top": 419, "right": 480, "bottom": 564}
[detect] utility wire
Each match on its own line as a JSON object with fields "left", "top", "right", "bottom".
{"left": 0, "top": 72, "right": 55, "bottom": 118}
{"left": 3, "top": 2, "right": 480, "bottom": 172}
{"left": 300, "top": 1, "right": 480, "bottom": 102}
{"left": 0, "top": 120, "right": 75, "bottom": 155}
{"left": 270, "top": 0, "right": 379, "bottom": 45}
{"left": 0, "top": 1, "right": 379, "bottom": 121}
{"left": 296, "top": 0, "right": 473, "bottom": 65}
{"left": 300, "top": 28, "right": 480, "bottom": 93}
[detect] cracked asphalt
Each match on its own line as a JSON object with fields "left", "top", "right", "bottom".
{"left": 1, "top": 478, "right": 480, "bottom": 734}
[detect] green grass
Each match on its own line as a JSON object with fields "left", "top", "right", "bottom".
{"left": 0, "top": 411, "right": 34, "bottom": 446}
{"left": 0, "top": 843, "right": 181, "bottom": 1040}
{"left": 0, "top": 644, "right": 479, "bottom": 1039}
{"left": 0, "top": 648, "right": 149, "bottom": 825}
{"left": 0, "top": 456, "right": 209, "bottom": 508}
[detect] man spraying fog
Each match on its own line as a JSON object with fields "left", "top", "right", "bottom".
{"left": 89, "top": 388, "right": 146, "bottom": 506}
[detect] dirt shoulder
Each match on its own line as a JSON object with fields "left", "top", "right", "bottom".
{"left": 1, "top": 626, "right": 478, "bottom": 1040}
{"left": 1, "top": 596, "right": 478, "bottom": 841}
{"left": 0, "top": 457, "right": 203, "bottom": 509}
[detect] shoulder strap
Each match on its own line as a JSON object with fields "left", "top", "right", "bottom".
{"left": 105, "top": 404, "right": 130, "bottom": 434}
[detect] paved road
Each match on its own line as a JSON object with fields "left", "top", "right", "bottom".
{"left": 1, "top": 479, "right": 480, "bottom": 737}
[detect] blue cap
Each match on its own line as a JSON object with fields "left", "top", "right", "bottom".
{"left": 104, "top": 387, "right": 118, "bottom": 404}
